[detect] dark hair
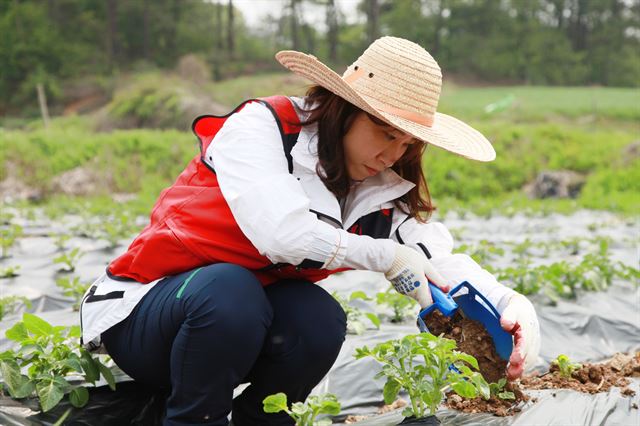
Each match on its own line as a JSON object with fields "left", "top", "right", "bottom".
{"left": 291, "top": 85, "right": 436, "bottom": 222}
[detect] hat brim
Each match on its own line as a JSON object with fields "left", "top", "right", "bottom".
{"left": 275, "top": 50, "right": 496, "bottom": 162}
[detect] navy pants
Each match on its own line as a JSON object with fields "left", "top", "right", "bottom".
{"left": 102, "top": 263, "right": 347, "bottom": 426}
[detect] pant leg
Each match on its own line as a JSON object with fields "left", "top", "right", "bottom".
{"left": 102, "top": 263, "right": 273, "bottom": 426}
{"left": 231, "top": 280, "right": 347, "bottom": 426}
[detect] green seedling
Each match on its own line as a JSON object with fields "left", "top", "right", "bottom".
{"left": 100, "top": 213, "right": 138, "bottom": 249}
{"left": 53, "top": 233, "right": 71, "bottom": 251}
{"left": 53, "top": 248, "right": 83, "bottom": 272}
{"left": 375, "top": 285, "right": 418, "bottom": 323}
{"left": 0, "top": 296, "right": 31, "bottom": 321}
{"left": 552, "top": 354, "right": 582, "bottom": 379}
{"left": 263, "top": 392, "right": 341, "bottom": 426}
{"left": 0, "top": 264, "right": 21, "bottom": 279}
{"left": 355, "top": 333, "right": 490, "bottom": 419}
{"left": 1, "top": 224, "right": 24, "bottom": 258}
{"left": 55, "top": 276, "right": 91, "bottom": 311}
{"left": 489, "top": 378, "right": 516, "bottom": 400}
{"left": 332, "top": 291, "right": 380, "bottom": 335}
{"left": 456, "top": 239, "right": 505, "bottom": 266}
{"left": 0, "top": 313, "right": 115, "bottom": 412}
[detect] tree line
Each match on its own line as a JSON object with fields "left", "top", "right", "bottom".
{"left": 0, "top": 0, "right": 638, "bottom": 114}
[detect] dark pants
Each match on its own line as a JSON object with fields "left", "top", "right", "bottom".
{"left": 102, "top": 263, "right": 347, "bottom": 426}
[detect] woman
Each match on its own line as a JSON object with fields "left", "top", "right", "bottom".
{"left": 80, "top": 36, "right": 540, "bottom": 425}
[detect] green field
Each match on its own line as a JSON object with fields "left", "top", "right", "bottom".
{"left": 1, "top": 73, "right": 638, "bottom": 218}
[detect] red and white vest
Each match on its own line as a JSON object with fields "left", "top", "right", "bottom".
{"left": 107, "top": 96, "right": 361, "bottom": 285}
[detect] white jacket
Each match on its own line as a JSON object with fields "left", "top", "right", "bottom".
{"left": 80, "top": 96, "right": 515, "bottom": 348}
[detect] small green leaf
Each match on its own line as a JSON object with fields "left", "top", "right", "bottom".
{"left": 365, "top": 313, "right": 381, "bottom": 329}
{"left": 452, "top": 380, "right": 477, "bottom": 398}
{"left": 23, "top": 313, "right": 53, "bottom": 337}
{"left": 290, "top": 401, "right": 308, "bottom": 415}
{"left": 319, "top": 399, "right": 341, "bottom": 416}
{"left": 36, "top": 378, "right": 65, "bottom": 412}
{"left": 98, "top": 362, "right": 116, "bottom": 391}
{"left": 383, "top": 378, "right": 401, "bottom": 405}
{"left": 69, "top": 386, "right": 89, "bottom": 408}
{"left": 5, "top": 322, "right": 28, "bottom": 341}
{"left": 349, "top": 291, "right": 369, "bottom": 301}
{"left": 80, "top": 351, "right": 100, "bottom": 383}
{"left": 263, "top": 392, "right": 288, "bottom": 413}
{"left": 498, "top": 391, "right": 516, "bottom": 400}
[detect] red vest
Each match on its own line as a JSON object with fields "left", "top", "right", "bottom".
{"left": 107, "top": 96, "right": 341, "bottom": 285}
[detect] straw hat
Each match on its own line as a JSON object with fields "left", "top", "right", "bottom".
{"left": 275, "top": 36, "right": 496, "bottom": 162}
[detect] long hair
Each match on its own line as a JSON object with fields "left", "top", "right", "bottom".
{"left": 291, "top": 85, "right": 436, "bottom": 222}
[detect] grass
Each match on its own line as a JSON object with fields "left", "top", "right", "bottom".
{"left": 1, "top": 73, "right": 638, "bottom": 218}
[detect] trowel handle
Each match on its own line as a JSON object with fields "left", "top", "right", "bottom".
{"left": 428, "top": 283, "right": 457, "bottom": 316}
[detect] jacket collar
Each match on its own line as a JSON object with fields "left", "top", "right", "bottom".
{"left": 289, "top": 97, "right": 415, "bottom": 228}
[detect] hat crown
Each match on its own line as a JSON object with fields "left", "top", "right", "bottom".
{"left": 341, "top": 36, "right": 442, "bottom": 119}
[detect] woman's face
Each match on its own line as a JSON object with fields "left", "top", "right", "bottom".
{"left": 342, "top": 112, "right": 417, "bottom": 181}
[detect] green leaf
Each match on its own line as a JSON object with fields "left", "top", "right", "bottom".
{"left": 290, "top": 401, "right": 308, "bottom": 416}
{"left": 36, "top": 378, "right": 65, "bottom": 412}
{"left": 498, "top": 391, "right": 516, "bottom": 400}
{"left": 0, "top": 360, "right": 34, "bottom": 398}
{"left": 365, "top": 313, "right": 381, "bottom": 329}
{"left": 383, "top": 377, "right": 402, "bottom": 405}
{"left": 349, "top": 291, "right": 369, "bottom": 301}
{"left": 319, "top": 399, "right": 341, "bottom": 416}
{"left": 263, "top": 392, "right": 288, "bottom": 414}
{"left": 5, "top": 321, "right": 28, "bottom": 341}
{"left": 98, "top": 361, "right": 116, "bottom": 391}
{"left": 69, "top": 386, "right": 89, "bottom": 408}
{"left": 316, "top": 419, "right": 332, "bottom": 426}
{"left": 80, "top": 351, "right": 99, "bottom": 383}
{"left": 23, "top": 313, "right": 53, "bottom": 337}
{"left": 451, "top": 380, "right": 477, "bottom": 398}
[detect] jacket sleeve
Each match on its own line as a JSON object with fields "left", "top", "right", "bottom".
{"left": 207, "top": 101, "right": 395, "bottom": 272}
{"left": 393, "top": 217, "right": 517, "bottom": 314}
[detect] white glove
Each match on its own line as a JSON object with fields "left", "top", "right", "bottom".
{"left": 500, "top": 293, "right": 541, "bottom": 380}
{"left": 384, "top": 244, "right": 450, "bottom": 309}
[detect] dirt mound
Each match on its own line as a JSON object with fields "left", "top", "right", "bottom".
{"left": 521, "top": 352, "right": 640, "bottom": 395}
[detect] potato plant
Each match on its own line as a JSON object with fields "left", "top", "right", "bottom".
{"left": 0, "top": 296, "right": 31, "bottom": 321}
{"left": 375, "top": 285, "right": 418, "bottom": 323}
{"left": 1, "top": 223, "right": 24, "bottom": 258}
{"left": 0, "top": 313, "right": 115, "bottom": 412}
{"left": 355, "top": 333, "right": 490, "bottom": 419}
{"left": 552, "top": 354, "right": 582, "bottom": 379}
{"left": 0, "top": 264, "right": 21, "bottom": 279}
{"left": 55, "top": 276, "right": 91, "bottom": 311}
{"left": 53, "top": 248, "right": 83, "bottom": 273}
{"left": 489, "top": 378, "right": 515, "bottom": 400}
{"left": 332, "top": 291, "right": 380, "bottom": 335}
{"left": 263, "top": 392, "right": 341, "bottom": 426}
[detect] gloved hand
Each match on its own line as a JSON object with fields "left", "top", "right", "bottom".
{"left": 500, "top": 293, "right": 541, "bottom": 380}
{"left": 384, "top": 244, "right": 450, "bottom": 309}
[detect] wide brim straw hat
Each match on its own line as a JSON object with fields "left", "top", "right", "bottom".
{"left": 275, "top": 36, "right": 496, "bottom": 162}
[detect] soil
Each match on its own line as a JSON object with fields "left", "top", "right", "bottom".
{"left": 424, "top": 310, "right": 533, "bottom": 416}
{"left": 520, "top": 352, "right": 640, "bottom": 396}
{"left": 445, "top": 384, "right": 526, "bottom": 417}
{"left": 424, "top": 310, "right": 508, "bottom": 384}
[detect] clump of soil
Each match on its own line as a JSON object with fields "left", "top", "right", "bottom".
{"left": 520, "top": 352, "right": 640, "bottom": 396}
{"left": 425, "top": 310, "right": 507, "bottom": 384}
{"left": 445, "top": 383, "right": 527, "bottom": 417}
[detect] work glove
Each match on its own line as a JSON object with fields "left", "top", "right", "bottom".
{"left": 500, "top": 293, "right": 541, "bottom": 380}
{"left": 384, "top": 244, "right": 450, "bottom": 309}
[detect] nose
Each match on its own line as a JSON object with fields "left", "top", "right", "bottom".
{"left": 378, "top": 141, "right": 405, "bottom": 167}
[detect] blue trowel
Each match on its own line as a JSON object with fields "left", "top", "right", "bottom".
{"left": 417, "top": 281, "right": 513, "bottom": 361}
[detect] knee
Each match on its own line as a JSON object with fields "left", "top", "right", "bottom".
{"left": 184, "top": 263, "right": 273, "bottom": 332}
